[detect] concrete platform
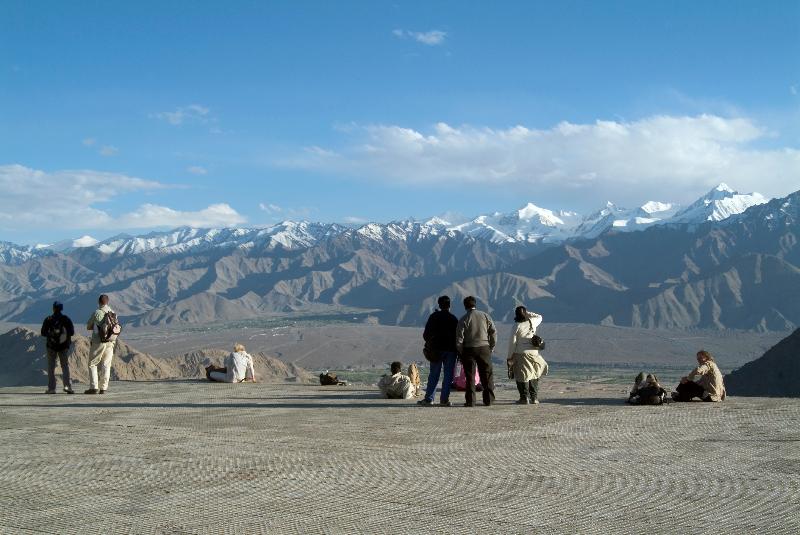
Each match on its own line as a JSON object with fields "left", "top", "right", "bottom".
{"left": 0, "top": 380, "right": 798, "bottom": 534}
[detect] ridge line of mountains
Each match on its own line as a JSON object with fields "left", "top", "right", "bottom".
{"left": 0, "top": 184, "right": 797, "bottom": 331}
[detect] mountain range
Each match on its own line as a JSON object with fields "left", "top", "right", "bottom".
{"left": 0, "top": 183, "right": 795, "bottom": 331}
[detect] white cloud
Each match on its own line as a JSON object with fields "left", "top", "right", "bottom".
{"left": 0, "top": 164, "right": 245, "bottom": 232}
{"left": 343, "top": 216, "right": 367, "bottom": 224}
{"left": 283, "top": 114, "right": 800, "bottom": 204}
{"left": 258, "top": 202, "right": 315, "bottom": 220}
{"left": 82, "top": 138, "right": 96, "bottom": 147}
{"left": 116, "top": 203, "right": 245, "bottom": 228}
{"left": 259, "top": 203, "right": 283, "bottom": 214}
{"left": 99, "top": 145, "right": 119, "bottom": 156}
{"left": 792, "top": 85, "right": 798, "bottom": 96}
{"left": 151, "top": 104, "right": 210, "bottom": 126}
{"left": 392, "top": 29, "right": 447, "bottom": 46}
{"left": 187, "top": 165, "right": 208, "bottom": 175}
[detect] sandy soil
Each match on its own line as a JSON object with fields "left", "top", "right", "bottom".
{"left": 0, "top": 380, "right": 797, "bottom": 534}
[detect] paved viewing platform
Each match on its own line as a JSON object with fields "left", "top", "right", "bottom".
{"left": 0, "top": 380, "right": 798, "bottom": 534}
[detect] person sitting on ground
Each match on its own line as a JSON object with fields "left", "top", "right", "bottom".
{"left": 40, "top": 301, "right": 75, "bottom": 394}
{"left": 205, "top": 343, "right": 256, "bottom": 383}
{"left": 319, "top": 371, "right": 347, "bottom": 386}
{"left": 407, "top": 362, "right": 421, "bottom": 397}
{"left": 672, "top": 350, "right": 726, "bottom": 402}
{"left": 627, "top": 373, "right": 667, "bottom": 405}
{"left": 506, "top": 305, "right": 548, "bottom": 405}
{"left": 377, "top": 361, "right": 415, "bottom": 399}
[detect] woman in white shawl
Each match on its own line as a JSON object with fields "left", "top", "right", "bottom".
{"left": 507, "top": 306, "right": 548, "bottom": 404}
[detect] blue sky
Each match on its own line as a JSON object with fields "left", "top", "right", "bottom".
{"left": 1, "top": 0, "right": 799, "bottom": 244}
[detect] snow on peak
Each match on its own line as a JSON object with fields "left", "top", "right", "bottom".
{"left": 516, "top": 203, "right": 565, "bottom": 226}
{"left": 640, "top": 201, "right": 674, "bottom": 214}
{"left": 714, "top": 182, "right": 734, "bottom": 193}
{"left": 672, "top": 185, "right": 767, "bottom": 224}
{"left": 73, "top": 235, "right": 99, "bottom": 248}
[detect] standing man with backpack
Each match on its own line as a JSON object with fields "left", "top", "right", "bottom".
{"left": 40, "top": 301, "right": 75, "bottom": 394}
{"left": 85, "top": 294, "right": 121, "bottom": 395}
{"left": 456, "top": 296, "right": 497, "bottom": 407}
{"left": 418, "top": 295, "right": 458, "bottom": 406}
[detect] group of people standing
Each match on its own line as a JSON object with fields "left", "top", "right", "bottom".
{"left": 40, "top": 294, "right": 120, "bottom": 395}
{"left": 415, "top": 295, "right": 548, "bottom": 407}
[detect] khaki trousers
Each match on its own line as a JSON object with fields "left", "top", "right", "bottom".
{"left": 89, "top": 341, "right": 115, "bottom": 390}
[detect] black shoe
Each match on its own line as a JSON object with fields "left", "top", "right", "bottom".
{"left": 439, "top": 400, "right": 451, "bottom": 407}
{"left": 417, "top": 399, "right": 432, "bottom": 405}
{"left": 515, "top": 398, "right": 529, "bottom": 405}
{"left": 463, "top": 402, "right": 475, "bottom": 407}
{"left": 98, "top": 390, "right": 107, "bottom": 394}
{"left": 84, "top": 389, "right": 98, "bottom": 395}
{"left": 64, "top": 387, "right": 74, "bottom": 394}
{"left": 44, "top": 389, "right": 56, "bottom": 394}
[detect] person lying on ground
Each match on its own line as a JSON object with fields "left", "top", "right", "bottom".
{"left": 627, "top": 373, "right": 667, "bottom": 405}
{"left": 377, "top": 361, "right": 415, "bottom": 399}
{"left": 672, "top": 350, "right": 726, "bottom": 402}
{"left": 206, "top": 343, "right": 256, "bottom": 383}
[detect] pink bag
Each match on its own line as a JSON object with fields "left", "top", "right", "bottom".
{"left": 451, "top": 361, "right": 483, "bottom": 391}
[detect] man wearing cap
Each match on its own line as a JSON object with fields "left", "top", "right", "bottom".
{"left": 40, "top": 301, "right": 75, "bottom": 394}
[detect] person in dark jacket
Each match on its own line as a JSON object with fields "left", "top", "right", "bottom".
{"left": 40, "top": 301, "right": 75, "bottom": 394}
{"left": 456, "top": 296, "right": 497, "bottom": 407}
{"left": 418, "top": 295, "right": 459, "bottom": 407}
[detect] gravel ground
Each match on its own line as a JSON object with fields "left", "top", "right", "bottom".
{"left": 0, "top": 380, "right": 798, "bottom": 534}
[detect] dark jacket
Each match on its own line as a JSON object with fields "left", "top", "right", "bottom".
{"left": 41, "top": 312, "right": 75, "bottom": 351}
{"left": 423, "top": 309, "right": 458, "bottom": 353}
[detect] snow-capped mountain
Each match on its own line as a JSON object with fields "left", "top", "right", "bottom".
{"left": 450, "top": 203, "right": 582, "bottom": 244}
{"left": 0, "top": 241, "right": 45, "bottom": 265}
{"left": 0, "top": 183, "right": 773, "bottom": 263}
{"left": 671, "top": 183, "right": 767, "bottom": 224}
{"left": 88, "top": 222, "right": 344, "bottom": 256}
{"left": 0, "top": 188, "right": 796, "bottom": 331}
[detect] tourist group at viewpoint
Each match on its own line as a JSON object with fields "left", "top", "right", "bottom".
{"left": 40, "top": 294, "right": 725, "bottom": 404}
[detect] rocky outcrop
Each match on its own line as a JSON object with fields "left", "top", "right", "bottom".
{"left": 725, "top": 328, "right": 800, "bottom": 397}
{"left": 0, "top": 328, "right": 312, "bottom": 386}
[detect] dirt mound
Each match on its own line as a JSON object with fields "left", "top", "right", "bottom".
{"left": 725, "top": 328, "right": 800, "bottom": 397}
{"left": 0, "top": 328, "right": 312, "bottom": 386}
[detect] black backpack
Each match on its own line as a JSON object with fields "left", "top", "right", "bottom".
{"left": 46, "top": 316, "right": 69, "bottom": 348}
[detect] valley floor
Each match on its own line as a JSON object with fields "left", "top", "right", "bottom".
{"left": 0, "top": 380, "right": 797, "bottom": 534}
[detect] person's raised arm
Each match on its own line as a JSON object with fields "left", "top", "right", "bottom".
{"left": 529, "top": 312, "right": 543, "bottom": 331}
{"left": 40, "top": 317, "right": 49, "bottom": 337}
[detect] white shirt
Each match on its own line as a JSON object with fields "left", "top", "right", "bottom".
{"left": 224, "top": 351, "right": 255, "bottom": 383}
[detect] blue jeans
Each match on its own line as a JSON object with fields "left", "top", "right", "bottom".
{"left": 424, "top": 351, "right": 457, "bottom": 402}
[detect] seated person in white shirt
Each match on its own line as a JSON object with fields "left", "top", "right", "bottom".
{"left": 377, "top": 361, "right": 415, "bottom": 399}
{"left": 205, "top": 343, "right": 256, "bottom": 383}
